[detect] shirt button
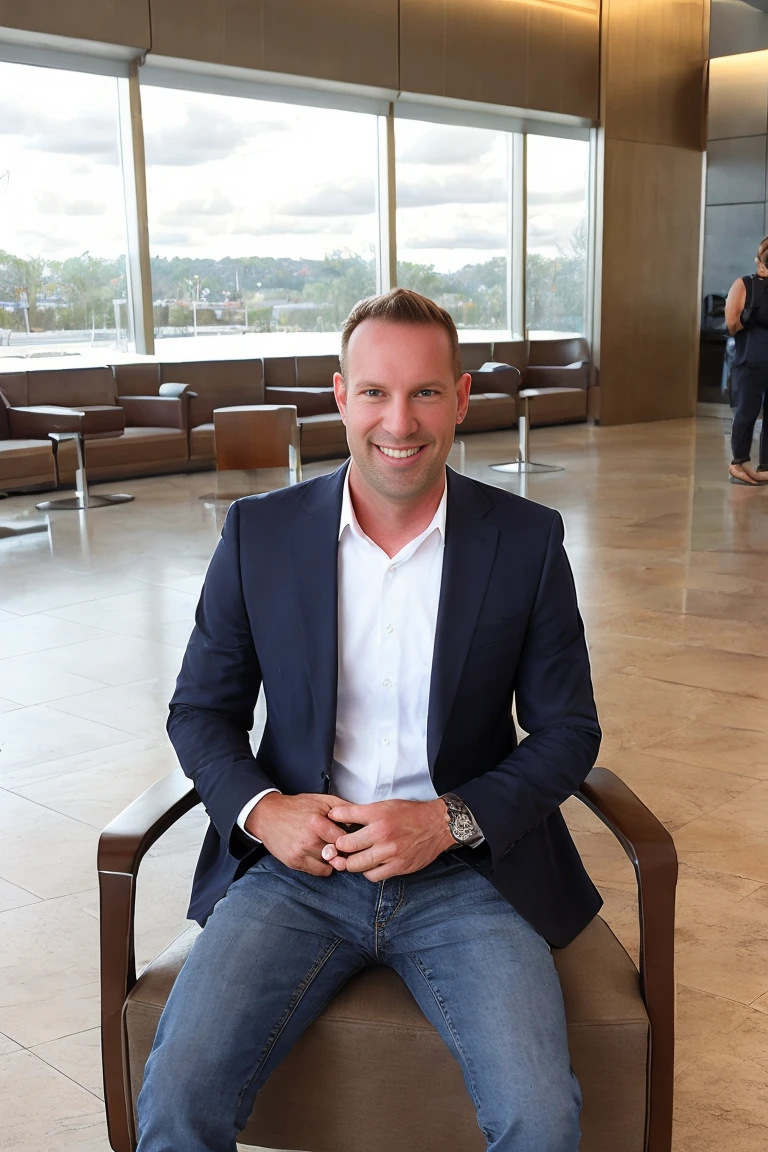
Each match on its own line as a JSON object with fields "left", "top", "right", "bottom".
{"left": 388, "top": 566, "right": 395, "bottom": 573}
{"left": 383, "top": 678, "right": 392, "bottom": 688}
{"left": 382, "top": 737, "right": 390, "bottom": 746}
{"left": 385, "top": 624, "right": 394, "bottom": 634}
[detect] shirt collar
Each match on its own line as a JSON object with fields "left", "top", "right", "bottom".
{"left": 338, "top": 462, "right": 447, "bottom": 547}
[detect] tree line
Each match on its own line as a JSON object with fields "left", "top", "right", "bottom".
{"left": 0, "top": 225, "right": 586, "bottom": 337}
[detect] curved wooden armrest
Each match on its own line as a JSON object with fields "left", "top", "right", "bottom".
{"left": 98, "top": 770, "right": 200, "bottom": 1152}
{"left": 98, "top": 768, "right": 200, "bottom": 878}
{"left": 577, "top": 765, "right": 677, "bottom": 1152}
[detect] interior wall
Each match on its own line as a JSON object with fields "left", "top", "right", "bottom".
{"left": 399, "top": 0, "right": 600, "bottom": 119}
{"left": 149, "top": 0, "right": 400, "bottom": 90}
{"left": 597, "top": 0, "right": 709, "bottom": 426}
{"left": 0, "top": 1, "right": 151, "bottom": 48}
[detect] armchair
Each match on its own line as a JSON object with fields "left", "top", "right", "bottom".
{"left": 99, "top": 767, "right": 676, "bottom": 1152}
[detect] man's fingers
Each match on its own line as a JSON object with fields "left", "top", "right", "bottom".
{"left": 327, "top": 803, "right": 375, "bottom": 825}
{"left": 343, "top": 846, "right": 394, "bottom": 874}
{"left": 303, "top": 856, "right": 333, "bottom": 877}
{"left": 334, "top": 826, "right": 376, "bottom": 854}
{"left": 363, "top": 863, "right": 397, "bottom": 882}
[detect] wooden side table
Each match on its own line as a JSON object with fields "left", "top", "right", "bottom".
{"left": 213, "top": 405, "right": 302, "bottom": 478}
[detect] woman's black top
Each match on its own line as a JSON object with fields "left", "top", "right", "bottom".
{"left": 734, "top": 274, "right": 768, "bottom": 368}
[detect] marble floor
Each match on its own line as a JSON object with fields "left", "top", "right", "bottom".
{"left": 1, "top": 415, "right": 767, "bottom": 1151}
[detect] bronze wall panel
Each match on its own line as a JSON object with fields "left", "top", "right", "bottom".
{"left": 0, "top": 0, "right": 150, "bottom": 48}
{"left": 400, "top": 0, "right": 599, "bottom": 120}
{"left": 601, "top": 0, "right": 708, "bottom": 150}
{"left": 599, "top": 139, "right": 703, "bottom": 425}
{"left": 149, "top": 0, "right": 399, "bottom": 89}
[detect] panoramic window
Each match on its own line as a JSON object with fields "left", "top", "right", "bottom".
{"left": 141, "top": 86, "right": 379, "bottom": 343}
{"left": 0, "top": 61, "right": 130, "bottom": 355}
{"left": 395, "top": 120, "right": 511, "bottom": 332}
{"left": 526, "top": 134, "right": 589, "bottom": 337}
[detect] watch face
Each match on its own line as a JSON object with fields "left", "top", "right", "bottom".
{"left": 451, "top": 811, "right": 476, "bottom": 841}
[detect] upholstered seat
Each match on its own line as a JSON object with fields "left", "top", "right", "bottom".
{"left": 123, "top": 914, "right": 648, "bottom": 1152}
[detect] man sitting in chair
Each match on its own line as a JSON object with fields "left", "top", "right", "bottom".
{"left": 137, "top": 288, "right": 602, "bottom": 1152}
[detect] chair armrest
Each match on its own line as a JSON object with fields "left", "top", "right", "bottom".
{"left": 98, "top": 770, "right": 200, "bottom": 1150}
{"left": 159, "top": 381, "right": 198, "bottom": 401}
{"left": 9, "top": 404, "right": 125, "bottom": 438}
{"left": 525, "top": 362, "right": 589, "bottom": 390}
{"left": 577, "top": 766, "right": 677, "bottom": 1152}
{"left": 468, "top": 364, "right": 521, "bottom": 398}
{"left": 118, "top": 395, "right": 185, "bottom": 430}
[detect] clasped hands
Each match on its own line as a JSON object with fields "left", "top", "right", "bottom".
{"left": 244, "top": 791, "right": 456, "bottom": 881}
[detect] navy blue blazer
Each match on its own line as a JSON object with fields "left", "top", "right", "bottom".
{"left": 169, "top": 464, "right": 602, "bottom": 948}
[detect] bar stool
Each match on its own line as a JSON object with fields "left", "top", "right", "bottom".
{"left": 491, "top": 389, "right": 564, "bottom": 475}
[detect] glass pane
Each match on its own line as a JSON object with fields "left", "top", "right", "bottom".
{"left": 395, "top": 120, "right": 510, "bottom": 332}
{"left": 526, "top": 135, "right": 589, "bottom": 337}
{"left": 141, "top": 86, "right": 378, "bottom": 353}
{"left": 0, "top": 61, "right": 131, "bottom": 357}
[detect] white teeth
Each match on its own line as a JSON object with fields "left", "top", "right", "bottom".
{"left": 378, "top": 446, "right": 421, "bottom": 458}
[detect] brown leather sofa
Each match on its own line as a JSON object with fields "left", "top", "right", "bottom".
{"left": 264, "top": 354, "right": 348, "bottom": 461}
{"left": 509, "top": 337, "right": 591, "bottom": 427}
{"left": 0, "top": 337, "right": 594, "bottom": 493}
{"left": 0, "top": 374, "right": 57, "bottom": 492}
{"left": 156, "top": 359, "right": 265, "bottom": 468}
{"left": 99, "top": 765, "right": 676, "bottom": 1152}
{"left": 0, "top": 363, "right": 188, "bottom": 489}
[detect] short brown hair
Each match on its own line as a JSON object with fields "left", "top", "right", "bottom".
{"left": 758, "top": 236, "right": 768, "bottom": 267}
{"left": 339, "top": 288, "right": 462, "bottom": 381}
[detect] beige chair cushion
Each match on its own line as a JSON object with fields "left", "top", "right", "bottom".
{"left": 0, "top": 439, "right": 55, "bottom": 486}
{"left": 124, "top": 914, "right": 648, "bottom": 1152}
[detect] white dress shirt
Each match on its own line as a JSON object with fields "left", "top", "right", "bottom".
{"left": 237, "top": 466, "right": 446, "bottom": 838}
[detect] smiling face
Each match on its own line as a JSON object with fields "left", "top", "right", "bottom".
{"left": 333, "top": 319, "right": 471, "bottom": 506}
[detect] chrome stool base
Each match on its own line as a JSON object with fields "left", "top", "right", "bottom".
{"left": 491, "top": 461, "right": 564, "bottom": 474}
{"left": 36, "top": 493, "right": 134, "bottom": 511}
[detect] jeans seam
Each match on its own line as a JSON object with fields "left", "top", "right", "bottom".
{"left": 405, "top": 954, "right": 487, "bottom": 1131}
{"left": 234, "top": 934, "right": 344, "bottom": 1119}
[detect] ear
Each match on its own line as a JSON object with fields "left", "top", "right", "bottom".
{"left": 333, "top": 372, "right": 347, "bottom": 423}
{"left": 455, "top": 372, "right": 472, "bottom": 425}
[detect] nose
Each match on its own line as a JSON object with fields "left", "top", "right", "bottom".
{"left": 381, "top": 395, "right": 419, "bottom": 442}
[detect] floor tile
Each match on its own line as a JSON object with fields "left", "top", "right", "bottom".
{"left": 12, "top": 743, "right": 180, "bottom": 830}
{"left": 0, "top": 705, "right": 133, "bottom": 776}
{"left": 0, "top": 877, "right": 41, "bottom": 914}
{"left": 32, "top": 1028, "right": 104, "bottom": 1100}
{"left": 44, "top": 587, "right": 198, "bottom": 639}
{"left": 0, "top": 735, "right": 163, "bottom": 791}
{"left": 0, "top": 613, "right": 111, "bottom": 660}
{"left": 47, "top": 677, "right": 177, "bottom": 739}
{"left": 0, "top": 891, "right": 100, "bottom": 1046}
{"left": 0, "top": 653, "right": 107, "bottom": 707}
{"left": 0, "top": 1049, "right": 106, "bottom": 1152}
{"left": 0, "top": 790, "right": 100, "bottom": 901}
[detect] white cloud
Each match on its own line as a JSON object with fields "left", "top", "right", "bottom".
{"left": 36, "top": 192, "right": 108, "bottom": 216}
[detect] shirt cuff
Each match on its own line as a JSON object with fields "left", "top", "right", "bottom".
{"left": 237, "top": 788, "right": 281, "bottom": 843}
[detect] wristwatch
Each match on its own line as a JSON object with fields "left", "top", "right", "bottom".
{"left": 440, "top": 793, "right": 485, "bottom": 848}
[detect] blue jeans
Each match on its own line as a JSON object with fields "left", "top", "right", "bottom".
{"left": 136, "top": 854, "right": 581, "bottom": 1151}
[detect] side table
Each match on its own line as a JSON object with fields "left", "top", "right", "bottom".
{"left": 35, "top": 432, "right": 134, "bottom": 511}
{"left": 491, "top": 390, "right": 565, "bottom": 475}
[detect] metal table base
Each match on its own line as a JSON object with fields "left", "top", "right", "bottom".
{"left": 35, "top": 432, "right": 134, "bottom": 512}
{"left": 491, "top": 394, "right": 564, "bottom": 476}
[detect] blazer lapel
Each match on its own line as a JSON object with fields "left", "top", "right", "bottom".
{"left": 289, "top": 464, "right": 347, "bottom": 772}
{"left": 427, "top": 469, "right": 499, "bottom": 771}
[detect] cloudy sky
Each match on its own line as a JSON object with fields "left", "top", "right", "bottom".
{"left": 0, "top": 60, "right": 588, "bottom": 275}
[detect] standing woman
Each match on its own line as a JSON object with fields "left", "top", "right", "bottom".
{"left": 724, "top": 236, "right": 768, "bottom": 484}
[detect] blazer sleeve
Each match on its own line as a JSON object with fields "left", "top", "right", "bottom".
{"left": 452, "top": 511, "right": 601, "bottom": 869}
{"left": 167, "top": 500, "right": 275, "bottom": 858}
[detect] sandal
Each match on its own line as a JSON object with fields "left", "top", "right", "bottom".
{"left": 729, "top": 465, "right": 766, "bottom": 486}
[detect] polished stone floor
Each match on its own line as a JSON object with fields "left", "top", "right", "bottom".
{"left": 1, "top": 415, "right": 767, "bottom": 1151}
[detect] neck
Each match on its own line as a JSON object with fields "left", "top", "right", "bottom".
{"left": 347, "top": 462, "right": 445, "bottom": 558}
